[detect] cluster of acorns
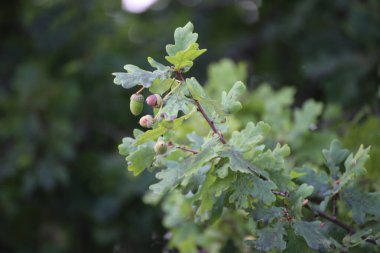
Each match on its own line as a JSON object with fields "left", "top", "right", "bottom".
{"left": 130, "top": 93, "right": 168, "bottom": 155}
{"left": 130, "top": 93, "right": 163, "bottom": 128}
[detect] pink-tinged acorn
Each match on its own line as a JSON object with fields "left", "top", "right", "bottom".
{"left": 146, "top": 94, "right": 162, "bottom": 108}
{"left": 139, "top": 115, "right": 154, "bottom": 128}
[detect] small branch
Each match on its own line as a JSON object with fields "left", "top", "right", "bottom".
{"left": 194, "top": 99, "right": 227, "bottom": 144}
{"left": 271, "top": 190, "right": 289, "bottom": 197}
{"left": 168, "top": 142, "right": 199, "bottom": 155}
{"left": 175, "top": 71, "right": 227, "bottom": 144}
{"left": 177, "top": 146, "right": 199, "bottom": 154}
{"left": 271, "top": 191, "right": 378, "bottom": 246}
{"left": 305, "top": 204, "right": 355, "bottom": 234}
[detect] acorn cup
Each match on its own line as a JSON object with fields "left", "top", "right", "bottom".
{"left": 146, "top": 94, "right": 163, "bottom": 108}
{"left": 130, "top": 94, "right": 144, "bottom": 116}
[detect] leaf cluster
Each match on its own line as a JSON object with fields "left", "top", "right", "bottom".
{"left": 113, "top": 23, "right": 380, "bottom": 253}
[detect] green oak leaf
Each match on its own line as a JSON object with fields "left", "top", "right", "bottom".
{"left": 322, "top": 139, "right": 349, "bottom": 179}
{"left": 295, "top": 166, "right": 331, "bottom": 197}
{"left": 196, "top": 165, "right": 217, "bottom": 221}
{"left": 229, "top": 174, "right": 253, "bottom": 209}
{"left": 253, "top": 143, "right": 291, "bottom": 171}
{"left": 182, "top": 137, "right": 219, "bottom": 178}
{"left": 252, "top": 206, "right": 284, "bottom": 224}
{"left": 134, "top": 127, "right": 167, "bottom": 146}
{"left": 149, "top": 161, "right": 184, "bottom": 200}
{"left": 253, "top": 223, "right": 286, "bottom": 252}
{"left": 229, "top": 174, "right": 276, "bottom": 209}
{"left": 165, "top": 43, "right": 206, "bottom": 71}
{"left": 186, "top": 77, "right": 208, "bottom": 100}
{"left": 206, "top": 59, "right": 248, "bottom": 98}
{"left": 126, "top": 144, "right": 155, "bottom": 176}
{"left": 289, "top": 183, "right": 314, "bottom": 218}
{"left": 221, "top": 81, "right": 246, "bottom": 114}
{"left": 342, "top": 229, "right": 373, "bottom": 248}
{"left": 219, "top": 147, "right": 269, "bottom": 179}
{"left": 166, "top": 22, "right": 198, "bottom": 56}
{"left": 113, "top": 64, "right": 170, "bottom": 89}
{"left": 186, "top": 77, "right": 225, "bottom": 116}
{"left": 293, "top": 221, "right": 340, "bottom": 252}
{"left": 147, "top": 57, "right": 171, "bottom": 71}
{"left": 118, "top": 137, "right": 136, "bottom": 156}
{"left": 251, "top": 176, "right": 277, "bottom": 205}
{"left": 230, "top": 121, "right": 271, "bottom": 153}
{"left": 160, "top": 83, "right": 193, "bottom": 117}
{"left": 341, "top": 186, "right": 380, "bottom": 224}
{"left": 149, "top": 78, "right": 175, "bottom": 95}
{"left": 284, "top": 229, "right": 316, "bottom": 253}
{"left": 339, "top": 145, "right": 370, "bottom": 191}
{"left": 288, "top": 99, "right": 323, "bottom": 143}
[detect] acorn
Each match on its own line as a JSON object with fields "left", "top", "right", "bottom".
{"left": 130, "top": 94, "right": 144, "bottom": 116}
{"left": 154, "top": 140, "right": 168, "bottom": 155}
{"left": 146, "top": 94, "right": 163, "bottom": 108}
{"left": 139, "top": 115, "right": 154, "bottom": 128}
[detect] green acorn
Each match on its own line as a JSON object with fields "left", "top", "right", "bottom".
{"left": 130, "top": 94, "right": 144, "bottom": 116}
{"left": 154, "top": 140, "right": 168, "bottom": 155}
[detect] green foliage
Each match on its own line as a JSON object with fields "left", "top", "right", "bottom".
{"left": 4, "top": 1, "right": 380, "bottom": 253}
{"left": 113, "top": 23, "right": 380, "bottom": 253}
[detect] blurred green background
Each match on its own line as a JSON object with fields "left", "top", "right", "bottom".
{"left": 0, "top": 0, "right": 379, "bottom": 252}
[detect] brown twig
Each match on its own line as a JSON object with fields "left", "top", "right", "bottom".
{"left": 175, "top": 71, "right": 227, "bottom": 144}
{"left": 271, "top": 191, "right": 378, "bottom": 246}
{"left": 168, "top": 142, "right": 199, "bottom": 155}
{"left": 271, "top": 190, "right": 289, "bottom": 197}
{"left": 304, "top": 204, "right": 355, "bottom": 234}
{"left": 176, "top": 145, "right": 199, "bottom": 155}
{"left": 193, "top": 99, "right": 227, "bottom": 144}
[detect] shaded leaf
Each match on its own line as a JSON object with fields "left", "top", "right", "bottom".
{"left": 219, "top": 147, "right": 269, "bottom": 179}
{"left": 126, "top": 144, "right": 155, "bottom": 176}
{"left": 253, "top": 223, "right": 286, "bottom": 252}
{"left": 149, "top": 161, "right": 184, "bottom": 199}
{"left": 289, "top": 184, "right": 314, "bottom": 218}
{"left": 118, "top": 137, "right": 136, "bottom": 156}
{"left": 253, "top": 206, "right": 283, "bottom": 224}
{"left": 293, "top": 221, "right": 339, "bottom": 252}
{"left": 221, "top": 81, "right": 246, "bottom": 114}
{"left": 341, "top": 187, "right": 380, "bottom": 224}
{"left": 339, "top": 145, "right": 370, "bottom": 190}
{"left": 322, "top": 139, "right": 349, "bottom": 179}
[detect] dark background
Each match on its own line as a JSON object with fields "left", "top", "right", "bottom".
{"left": 1, "top": 0, "right": 379, "bottom": 252}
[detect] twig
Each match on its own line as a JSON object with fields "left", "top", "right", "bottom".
{"left": 271, "top": 191, "right": 378, "bottom": 246}
{"left": 271, "top": 190, "right": 289, "bottom": 197}
{"left": 194, "top": 99, "right": 227, "bottom": 144}
{"left": 168, "top": 142, "right": 199, "bottom": 155}
{"left": 175, "top": 71, "right": 227, "bottom": 144}
{"left": 304, "top": 204, "right": 355, "bottom": 234}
